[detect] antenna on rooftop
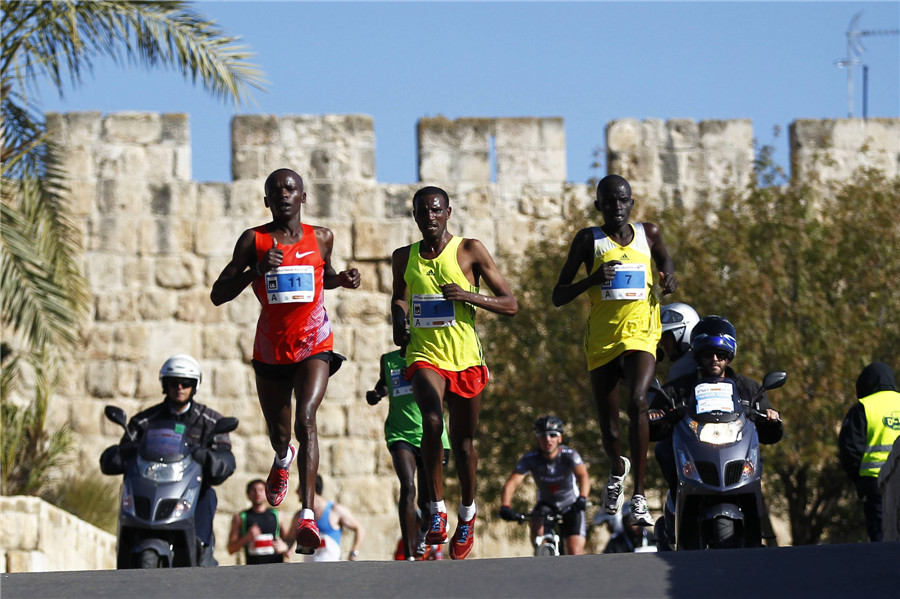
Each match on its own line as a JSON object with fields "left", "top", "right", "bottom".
{"left": 834, "top": 11, "right": 899, "bottom": 118}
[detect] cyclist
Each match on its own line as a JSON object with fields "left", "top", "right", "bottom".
{"left": 499, "top": 416, "right": 591, "bottom": 555}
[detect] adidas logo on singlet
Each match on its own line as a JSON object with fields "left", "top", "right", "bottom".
{"left": 426, "top": 269, "right": 435, "bottom": 276}
{"left": 619, "top": 253, "right": 630, "bottom": 260}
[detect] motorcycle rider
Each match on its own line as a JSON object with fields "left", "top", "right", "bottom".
{"left": 499, "top": 415, "right": 591, "bottom": 555}
{"left": 649, "top": 317, "right": 782, "bottom": 546}
{"left": 99, "top": 354, "right": 236, "bottom": 566}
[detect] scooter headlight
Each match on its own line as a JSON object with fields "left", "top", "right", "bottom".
{"left": 676, "top": 448, "right": 701, "bottom": 482}
{"left": 170, "top": 484, "right": 200, "bottom": 520}
{"left": 137, "top": 455, "right": 190, "bottom": 483}
{"left": 121, "top": 480, "right": 135, "bottom": 517}
{"left": 697, "top": 419, "right": 744, "bottom": 445}
{"left": 740, "top": 446, "right": 760, "bottom": 482}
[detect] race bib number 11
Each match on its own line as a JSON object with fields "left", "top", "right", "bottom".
{"left": 266, "top": 265, "right": 315, "bottom": 304}
{"left": 601, "top": 263, "right": 647, "bottom": 300}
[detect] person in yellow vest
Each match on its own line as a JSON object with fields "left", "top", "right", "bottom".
{"left": 839, "top": 362, "right": 900, "bottom": 542}
{"left": 552, "top": 174, "right": 677, "bottom": 527}
{"left": 390, "top": 186, "right": 518, "bottom": 560}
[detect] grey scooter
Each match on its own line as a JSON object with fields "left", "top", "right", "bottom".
{"left": 103, "top": 406, "right": 238, "bottom": 568}
{"left": 651, "top": 371, "right": 786, "bottom": 550}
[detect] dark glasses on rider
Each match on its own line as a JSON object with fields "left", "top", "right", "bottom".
{"left": 700, "top": 350, "right": 731, "bottom": 361}
{"left": 165, "top": 378, "right": 196, "bottom": 388}
{"left": 537, "top": 432, "right": 561, "bottom": 438}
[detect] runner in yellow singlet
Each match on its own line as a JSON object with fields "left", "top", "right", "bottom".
{"left": 552, "top": 175, "right": 677, "bottom": 527}
{"left": 390, "top": 186, "right": 518, "bottom": 560}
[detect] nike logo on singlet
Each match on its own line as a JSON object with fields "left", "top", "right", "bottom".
{"left": 296, "top": 251, "right": 314, "bottom": 259}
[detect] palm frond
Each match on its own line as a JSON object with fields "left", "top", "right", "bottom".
{"left": 2, "top": 1, "right": 266, "bottom": 107}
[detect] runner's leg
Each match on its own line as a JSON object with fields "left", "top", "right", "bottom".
{"left": 390, "top": 443, "right": 419, "bottom": 558}
{"left": 623, "top": 350, "right": 655, "bottom": 496}
{"left": 292, "top": 358, "right": 329, "bottom": 510}
{"left": 412, "top": 368, "right": 447, "bottom": 503}
{"left": 445, "top": 391, "right": 481, "bottom": 506}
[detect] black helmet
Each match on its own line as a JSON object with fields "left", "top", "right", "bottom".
{"left": 690, "top": 316, "right": 737, "bottom": 361}
{"left": 533, "top": 415, "right": 564, "bottom": 436}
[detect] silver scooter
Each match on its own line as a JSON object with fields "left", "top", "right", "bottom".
{"left": 651, "top": 371, "right": 786, "bottom": 550}
{"left": 103, "top": 405, "right": 238, "bottom": 568}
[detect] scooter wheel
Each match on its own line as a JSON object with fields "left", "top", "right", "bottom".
{"left": 711, "top": 517, "right": 738, "bottom": 549}
{"left": 138, "top": 548, "right": 162, "bottom": 568}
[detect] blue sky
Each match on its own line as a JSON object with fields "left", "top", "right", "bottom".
{"left": 36, "top": 1, "right": 900, "bottom": 185}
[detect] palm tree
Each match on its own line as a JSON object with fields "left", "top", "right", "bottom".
{"left": 1, "top": 0, "right": 266, "bottom": 357}
{"left": 1, "top": 0, "right": 266, "bottom": 497}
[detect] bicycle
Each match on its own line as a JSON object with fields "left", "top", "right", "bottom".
{"left": 501, "top": 504, "right": 576, "bottom": 556}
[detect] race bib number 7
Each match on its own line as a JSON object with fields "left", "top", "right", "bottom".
{"left": 601, "top": 263, "right": 647, "bottom": 300}
{"left": 265, "top": 265, "right": 315, "bottom": 304}
{"left": 412, "top": 293, "right": 457, "bottom": 328}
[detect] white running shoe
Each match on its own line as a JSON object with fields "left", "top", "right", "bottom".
{"left": 630, "top": 494, "right": 653, "bottom": 527}
{"left": 604, "top": 456, "right": 631, "bottom": 515}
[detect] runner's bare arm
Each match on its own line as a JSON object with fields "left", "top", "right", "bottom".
{"left": 211, "top": 229, "right": 263, "bottom": 306}
{"left": 316, "top": 227, "right": 361, "bottom": 290}
{"left": 644, "top": 222, "right": 677, "bottom": 295}
{"left": 552, "top": 228, "right": 618, "bottom": 307}
{"left": 442, "top": 239, "right": 518, "bottom": 316}
{"left": 390, "top": 246, "right": 412, "bottom": 347}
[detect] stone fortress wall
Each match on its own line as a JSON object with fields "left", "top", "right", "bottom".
{"left": 22, "top": 111, "right": 899, "bottom": 568}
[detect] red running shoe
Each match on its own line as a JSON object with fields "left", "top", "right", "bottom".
{"left": 424, "top": 511, "right": 448, "bottom": 544}
{"left": 449, "top": 514, "right": 476, "bottom": 560}
{"left": 265, "top": 444, "right": 295, "bottom": 507}
{"left": 294, "top": 518, "right": 325, "bottom": 555}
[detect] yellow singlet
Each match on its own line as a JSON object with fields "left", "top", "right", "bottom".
{"left": 583, "top": 223, "right": 661, "bottom": 370}
{"left": 404, "top": 236, "right": 485, "bottom": 371}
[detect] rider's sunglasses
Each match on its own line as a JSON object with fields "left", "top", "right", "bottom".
{"left": 166, "top": 377, "right": 196, "bottom": 388}
{"left": 700, "top": 350, "right": 731, "bottom": 361}
{"left": 537, "top": 432, "right": 561, "bottom": 439}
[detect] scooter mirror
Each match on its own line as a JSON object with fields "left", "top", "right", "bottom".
{"left": 761, "top": 371, "right": 787, "bottom": 391}
{"left": 214, "top": 417, "right": 239, "bottom": 435}
{"left": 104, "top": 405, "right": 128, "bottom": 428}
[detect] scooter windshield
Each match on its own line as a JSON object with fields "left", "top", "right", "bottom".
{"left": 139, "top": 420, "right": 190, "bottom": 463}
{"left": 690, "top": 378, "right": 742, "bottom": 423}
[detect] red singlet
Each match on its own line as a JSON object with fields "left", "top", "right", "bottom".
{"left": 251, "top": 224, "right": 333, "bottom": 364}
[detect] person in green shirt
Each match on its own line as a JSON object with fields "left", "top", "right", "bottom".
{"left": 367, "top": 348, "right": 451, "bottom": 560}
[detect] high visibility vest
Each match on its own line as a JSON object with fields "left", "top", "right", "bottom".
{"left": 859, "top": 390, "right": 900, "bottom": 477}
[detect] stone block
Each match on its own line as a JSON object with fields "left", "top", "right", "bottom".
{"left": 86, "top": 360, "right": 117, "bottom": 398}
{"left": 345, "top": 401, "right": 385, "bottom": 439}
{"left": 353, "top": 219, "right": 403, "bottom": 260}
{"left": 607, "top": 118, "right": 643, "bottom": 153}
{"left": 666, "top": 118, "right": 700, "bottom": 150}
{"left": 62, "top": 111, "right": 103, "bottom": 146}
{"left": 176, "top": 288, "right": 227, "bottom": 323}
{"left": 113, "top": 325, "right": 148, "bottom": 361}
{"left": 88, "top": 214, "right": 141, "bottom": 253}
{"left": 161, "top": 113, "right": 190, "bottom": 145}
{"left": 232, "top": 114, "right": 280, "bottom": 147}
{"left": 95, "top": 291, "right": 138, "bottom": 322}
{"left": 103, "top": 112, "right": 162, "bottom": 143}
{"left": 96, "top": 178, "right": 150, "bottom": 212}
{"left": 65, "top": 180, "right": 98, "bottom": 216}
{"left": 155, "top": 255, "right": 202, "bottom": 289}
{"left": 140, "top": 216, "right": 193, "bottom": 255}
{"left": 209, "top": 362, "right": 245, "bottom": 398}
{"left": 317, "top": 402, "right": 348, "bottom": 437}
{"left": 334, "top": 475, "right": 395, "bottom": 516}
{"left": 202, "top": 326, "right": 243, "bottom": 359}
{"left": 137, "top": 288, "right": 177, "bottom": 320}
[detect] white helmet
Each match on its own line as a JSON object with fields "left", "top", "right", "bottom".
{"left": 660, "top": 303, "right": 700, "bottom": 356}
{"left": 159, "top": 354, "right": 202, "bottom": 391}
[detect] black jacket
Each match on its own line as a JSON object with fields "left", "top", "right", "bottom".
{"left": 650, "top": 365, "right": 783, "bottom": 445}
{"left": 838, "top": 362, "right": 898, "bottom": 482}
{"left": 99, "top": 400, "right": 235, "bottom": 486}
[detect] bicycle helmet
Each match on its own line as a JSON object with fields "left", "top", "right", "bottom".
{"left": 534, "top": 415, "right": 565, "bottom": 436}
{"left": 660, "top": 303, "right": 700, "bottom": 356}
{"left": 159, "top": 354, "right": 202, "bottom": 393}
{"left": 690, "top": 316, "right": 737, "bottom": 361}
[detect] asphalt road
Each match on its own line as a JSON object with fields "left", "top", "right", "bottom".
{"left": 3, "top": 542, "right": 898, "bottom": 599}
